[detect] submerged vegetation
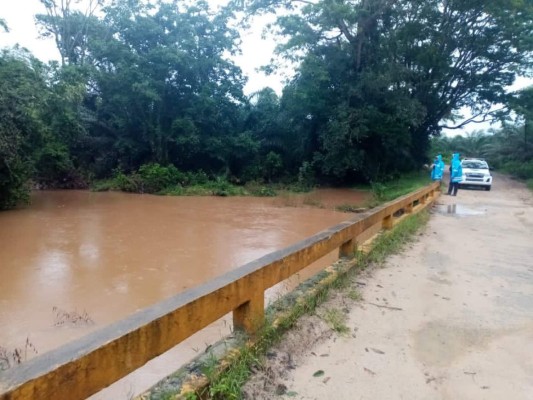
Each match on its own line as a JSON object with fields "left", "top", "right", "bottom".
{"left": 89, "top": 163, "right": 430, "bottom": 206}
{"left": 0, "top": 0, "right": 531, "bottom": 209}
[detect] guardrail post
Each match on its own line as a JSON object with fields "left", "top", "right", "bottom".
{"left": 233, "top": 293, "right": 265, "bottom": 335}
{"left": 405, "top": 202, "right": 413, "bottom": 214}
{"left": 382, "top": 215, "right": 393, "bottom": 229}
{"left": 339, "top": 239, "right": 356, "bottom": 258}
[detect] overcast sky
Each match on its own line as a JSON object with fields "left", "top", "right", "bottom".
{"left": 0, "top": 0, "right": 286, "bottom": 94}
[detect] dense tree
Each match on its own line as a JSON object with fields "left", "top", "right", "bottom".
{"left": 34, "top": 0, "right": 249, "bottom": 177}
{"left": 244, "top": 0, "right": 533, "bottom": 181}
{"left": 0, "top": 50, "right": 48, "bottom": 209}
{"left": 431, "top": 87, "right": 533, "bottom": 184}
{"left": 37, "top": 0, "right": 104, "bottom": 66}
{"left": 509, "top": 86, "right": 533, "bottom": 148}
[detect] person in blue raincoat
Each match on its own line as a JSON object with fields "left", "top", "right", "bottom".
{"left": 447, "top": 153, "right": 463, "bottom": 196}
{"left": 431, "top": 154, "right": 445, "bottom": 181}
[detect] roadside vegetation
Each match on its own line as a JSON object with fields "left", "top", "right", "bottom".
{"left": 430, "top": 86, "right": 533, "bottom": 190}
{"left": 431, "top": 127, "right": 533, "bottom": 192}
{"left": 1, "top": 0, "right": 531, "bottom": 209}
{"left": 146, "top": 211, "right": 429, "bottom": 400}
{"left": 333, "top": 171, "right": 431, "bottom": 212}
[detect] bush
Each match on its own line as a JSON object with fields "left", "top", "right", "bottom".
{"left": 264, "top": 151, "right": 283, "bottom": 181}
{"left": 0, "top": 159, "right": 30, "bottom": 210}
{"left": 138, "top": 163, "right": 180, "bottom": 193}
{"left": 245, "top": 181, "right": 277, "bottom": 197}
{"left": 210, "top": 176, "right": 233, "bottom": 196}
{"left": 297, "top": 161, "right": 315, "bottom": 189}
{"left": 114, "top": 171, "right": 142, "bottom": 192}
{"left": 370, "top": 181, "right": 387, "bottom": 201}
{"left": 91, "top": 179, "right": 114, "bottom": 192}
{"left": 501, "top": 161, "right": 533, "bottom": 181}
{"left": 34, "top": 142, "right": 74, "bottom": 186}
{"left": 185, "top": 170, "right": 209, "bottom": 185}
{"left": 110, "top": 163, "right": 189, "bottom": 194}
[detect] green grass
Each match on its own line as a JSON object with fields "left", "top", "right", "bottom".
{"left": 90, "top": 179, "right": 115, "bottom": 192}
{"left": 368, "top": 171, "right": 432, "bottom": 206}
{"left": 366, "top": 211, "right": 429, "bottom": 266}
{"left": 334, "top": 171, "right": 431, "bottom": 212}
{"left": 347, "top": 289, "right": 362, "bottom": 301}
{"left": 321, "top": 308, "right": 350, "bottom": 335}
{"left": 201, "top": 347, "right": 261, "bottom": 399}
{"left": 159, "top": 183, "right": 248, "bottom": 197}
{"left": 91, "top": 171, "right": 431, "bottom": 204}
{"left": 527, "top": 178, "right": 533, "bottom": 191}
{"left": 162, "top": 209, "right": 430, "bottom": 400}
{"left": 501, "top": 160, "right": 533, "bottom": 182}
{"left": 91, "top": 176, "right": 283, "bottom": 198}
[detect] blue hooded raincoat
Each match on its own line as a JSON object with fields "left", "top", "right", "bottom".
{"left": 450, "top": 153, "right": 463, "bottom": 183}
{"left": 431, "top": 154, "right": 445, "bottom": 180}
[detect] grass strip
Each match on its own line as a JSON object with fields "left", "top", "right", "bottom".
{"left": 336, "top": 171, "right": 432, "bottom": 212}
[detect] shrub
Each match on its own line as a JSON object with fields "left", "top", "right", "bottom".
{"left": 297, "top": 161, "right": 315, "bottom": 189}
{"left": 114, "top": 171, "right": 141, "bottom": 192}
{"left": 138, "top": 163, "right": 177, "bottom": 193}
{"left": 245, "top": 181, "right": 277, "bottom": 197}
{"left": 370, "top": 181, "right": 387, "bottom": 201}
{"left": 210, "top": 176, "right": 232, "bottom": 196}
{"left": 0, "top": 158, "right": 30, "bottom": 210}
{"left": 264, "top": 151, "right": 283, "bottom": 181}
{"left": 186, "top": 170, "right": 209, "bottom": 185}
{"left": 501, "top": 161, "right": 533, "bottom": 181}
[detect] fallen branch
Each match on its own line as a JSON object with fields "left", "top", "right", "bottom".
{"left": 365, "top": 302, "right": 403, "bottom": 311}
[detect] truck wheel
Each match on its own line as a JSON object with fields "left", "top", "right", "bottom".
{"left": 485, "top": 186, "right": 491, "bottom": 191}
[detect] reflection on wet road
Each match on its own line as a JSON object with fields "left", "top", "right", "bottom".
{"left": 435, "top": 203, "right": 487, "bottom": 217}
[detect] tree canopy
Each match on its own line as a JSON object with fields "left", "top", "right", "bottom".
{"left": 244, "top": 0, "right": 533, "bottom": 180}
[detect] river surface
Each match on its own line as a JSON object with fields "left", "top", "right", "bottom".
{"left": 0, "top": 189, "right": 368, "bottom": 397}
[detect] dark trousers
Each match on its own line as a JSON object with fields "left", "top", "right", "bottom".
{"left": 447, "top": 181, "right": 459, "bottom": 196}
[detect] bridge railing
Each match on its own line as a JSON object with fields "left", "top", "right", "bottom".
{"left": 0, "top": 181, "right": 440, "bottom": 400}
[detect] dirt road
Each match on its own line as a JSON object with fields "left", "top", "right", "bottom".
{"left": 243, "top": 174, "right": 533, "bottom": 400}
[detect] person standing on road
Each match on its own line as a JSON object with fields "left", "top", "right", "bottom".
{"left": 447, "top": 153, "right": 455, "bottom": 194}
{"left": 447, "top": 153, "right": 463, "bottom": 196}
{"left": 431, "top": 154, "right": 445, "bottom": 181}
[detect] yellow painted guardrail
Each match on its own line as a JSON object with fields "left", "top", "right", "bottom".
{"left": 0, "top": 181, "right": 440, "bottom": 400}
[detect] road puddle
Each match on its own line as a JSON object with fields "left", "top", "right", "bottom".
{"left": 435, "top": 204, "right": 486, "bottom": 217}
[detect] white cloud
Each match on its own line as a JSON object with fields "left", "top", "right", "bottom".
{"left": 0, "top": 0, "right": 59, "bottom": 61}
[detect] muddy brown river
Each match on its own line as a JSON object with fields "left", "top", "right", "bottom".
{"left": 0, "top": 189, "right": 368, "bottom": 398}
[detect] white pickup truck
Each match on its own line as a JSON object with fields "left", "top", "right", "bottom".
{"left": 460, "top": 158, "right": 492, "bottom": 191}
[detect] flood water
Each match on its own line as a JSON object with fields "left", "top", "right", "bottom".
{"left": 0, "top": 189, "right": 368, "bottom": 397}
